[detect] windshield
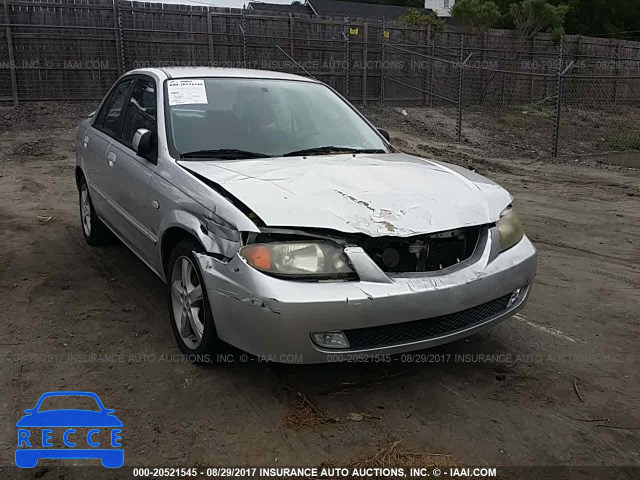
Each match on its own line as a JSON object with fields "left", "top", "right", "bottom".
{"left": 165, "top": 78, "right": 389, "bottom": 158}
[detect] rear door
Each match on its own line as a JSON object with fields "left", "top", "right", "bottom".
{"left": 83, "top": 78, "right": 135, "bottom": 225}
{"left": 104, "top": 76, "right": 159, "bottom": 267}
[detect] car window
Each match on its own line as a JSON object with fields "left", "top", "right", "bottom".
{"left": 167, "top": 79, "right": 388, "bottom": 157}
{"left": 120, "top": 77, "right": 157, "bottom": 148}
{"left": 95, "top": 78, "right": 134, "bottom": 138}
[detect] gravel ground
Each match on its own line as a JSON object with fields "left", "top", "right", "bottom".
{"left": 1, "top": 103, "right": 639, "bottom": 479}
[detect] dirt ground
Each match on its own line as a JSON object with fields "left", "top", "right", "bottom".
{"left": 369, "top": 103, "right": 640, "bottom": 169}
{"left": 1, "top": 102, "right": 639, "bottom": 478}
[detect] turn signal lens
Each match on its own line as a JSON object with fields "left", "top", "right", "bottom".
{"left": 241, "top": 245, "right": 271, "bottom": 270}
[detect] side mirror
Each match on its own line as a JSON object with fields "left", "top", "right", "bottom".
{"left": 24, "top": 409, "right": 34, "bottom": 414}
{"left": 378, "top": 128, "right": 390, "bottom": 142}
{"left": 132, "top": 128, "right": 154, "bottom": 160}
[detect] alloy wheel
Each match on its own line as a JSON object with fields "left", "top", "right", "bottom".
{"left": 170, "top": 256, "right": 205, "bottom": 349}
{"left": 80, "top": 183, "right": 92, "bottom": 236}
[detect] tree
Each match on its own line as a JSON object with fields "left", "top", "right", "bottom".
{"left": 398, "top": 9, "right": 444, "bottom": 32}
{"left": 509, "top": 0, "right": 570, "bottom": 40}
{"left": 451, "top": 0, "right": 502, "bottom": 30}
{"left": 342, "top": 0, "right": 639, "bottom": 40}
{"left": 562, "top": 0, "right": 640, "bottom": 40}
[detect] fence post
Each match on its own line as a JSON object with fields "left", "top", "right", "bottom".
{"left": 613, "top": 43, "right": 620, "bottom": 105}
{"left": 3, "top": 0, "right": 19, "bottom": 106}
{"left": 429, "top": 26, "right": 434, "bottom": 107}
{"left": 288, "top": 13, "right": 294, "bottom": 58}
{"left": 421, "top": 24, "right": 430, "bottom": 105}
{"left": 362, "top": 22, "right": 368, "bottom": 107}
{"left": 207, "top": 11, "right": 215, "bottom": 67}
{"left": 528, "top": 36, "right": 534, "bottom": 104}
{"left": 380, "top": 17, "right": 385, "bottom": 103}
{"left": 344, "top": 16, "right": 350, "bottom": 99}
{"left": 500, "top": 50, "right": 506, "bottom": 105}
{"left": 456, "top": 34, "right": 464, "bottom": 142}
{"left": 241, "top": 7, "right": 247, "bottom": 67}
{"left": 552, "top": 36, "right": 564, "bottom": 158}
{"left": 113, "top": 0, "right": 124, "bottom": 75}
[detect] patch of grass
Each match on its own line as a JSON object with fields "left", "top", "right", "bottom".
{"left": 348, "top": 439, "right": 452, "bottom": 469}
{"left": 280, "top": 392, "right": 339, "bottom": 430}
{"left": 608, "top": 131, "right": 640, "bottom": 151}
{"left": 514, "top": 104, "right": 555, "bottom": 118}
{"left": 498, "top": 105, "right": 554, "bottom": 128}
{"left": 497, "top": 112, "right": 524, "bottom": 128}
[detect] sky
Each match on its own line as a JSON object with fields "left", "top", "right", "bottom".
{"left": 148, "top": 0, "right": 294, "bottom": 8}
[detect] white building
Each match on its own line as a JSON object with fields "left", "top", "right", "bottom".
{"left": 425, "top": 0, "right": 455, "bottom": 17}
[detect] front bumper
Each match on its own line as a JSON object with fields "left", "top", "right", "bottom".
{"left": 196, "top": 228, "right": 537, "bottom": 364}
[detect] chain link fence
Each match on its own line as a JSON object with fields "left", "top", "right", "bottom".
{"left": 382, "top": 31, "right": 640, "bottom": 161}
{"left": 558, "top": 74, "right": 640, "bottom": 159}
{"left": 1, "top": 0, "right": 639, "bottom": 162}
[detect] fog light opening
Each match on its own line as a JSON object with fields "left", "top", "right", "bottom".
{"left": 311, "top": 331, "right": 349, "bottom": 349}
{"left": 507, "top": 288, "right": 522, "bottom": 308}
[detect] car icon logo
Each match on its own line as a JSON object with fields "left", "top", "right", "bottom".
{"left": 15, "top": 391, "right": 123, "bottom": 468}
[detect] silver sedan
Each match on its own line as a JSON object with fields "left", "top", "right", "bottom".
{"left": 75, "top": 67, "right": 537, "bottom": 363}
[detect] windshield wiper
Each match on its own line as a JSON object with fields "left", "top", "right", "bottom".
{"left": 282, "top": 146, "right": 387, "bottom": 157}
{"left": 179, "top": 149, "right": 273, "bottom": 160}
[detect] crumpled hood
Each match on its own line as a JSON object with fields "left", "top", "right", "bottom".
{"left": 179, "top": 153, "right": 512, "bottom": 237}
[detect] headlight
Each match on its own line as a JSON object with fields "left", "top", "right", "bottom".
{"left": 239, "top": 242, "right": 354, "bottom": 279}
{"left": 497, "top": 207, "right": 524, "bottom": 252}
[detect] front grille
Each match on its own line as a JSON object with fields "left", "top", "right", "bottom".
{"left": 344, "top": 293, "right": 512, "bottom": 350}
{"left": 361, "top": 226, "right": 483, "bottom": 273}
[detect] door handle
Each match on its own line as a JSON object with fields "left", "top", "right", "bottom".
{"left": 83, "top": 135, "right": 89, "bottom": 148}
{"left": 107, "top": 152, "right": 117, "bottom": 167}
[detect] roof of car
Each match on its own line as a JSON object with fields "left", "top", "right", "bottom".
{"left": 131, "top": 67, "right": 318, "bottom": 82}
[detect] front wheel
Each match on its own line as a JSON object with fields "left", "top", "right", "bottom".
{"left": 167, "top": 239, "right": 222, "bottom": 362}
{"left": 78, "top": 176, "right": 112, "bottom": 246}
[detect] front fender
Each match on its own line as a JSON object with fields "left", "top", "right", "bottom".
{"left": 159, "top": 209, "right": 242, "bottom": 261}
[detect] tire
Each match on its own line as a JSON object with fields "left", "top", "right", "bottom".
{"left": 78, "top": 176, "right": 112, "bottom": 246}
{"left": 167, "top": 239, "right": 222, "bottom": 362}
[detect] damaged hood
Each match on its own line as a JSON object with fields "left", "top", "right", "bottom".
{"left": 179, "top": 153, "right": 512, "bottom": 237}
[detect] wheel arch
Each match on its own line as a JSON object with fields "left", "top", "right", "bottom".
{"left": 75, "top": 166, "right": 85, "bottom": 190}
{"left": 158, "top": 208, "right": 242, "bottom": 279}
{"left": 160, "top": 227, "right": 204, "bottom": 276}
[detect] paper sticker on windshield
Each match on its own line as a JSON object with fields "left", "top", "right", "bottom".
{"left": 167, "top": 79, "right": 208, "bottom": 106}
